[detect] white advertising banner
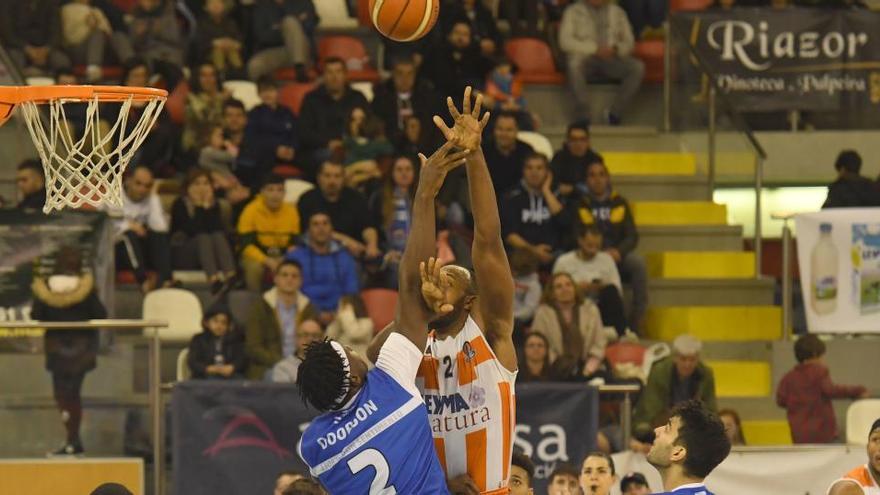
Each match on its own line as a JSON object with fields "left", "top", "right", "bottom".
{"left": 612, "top": 446, "right": 865, "bottom": 495}
{"left": 795, "top": 209, "right": 880, "bottom": 333}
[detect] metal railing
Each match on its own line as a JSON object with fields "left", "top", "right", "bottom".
{"left": 598, "top": 383, "right": 641, "bottom": 447}
{"left": 664, "top": 19, "right": 768, "bottom": 279}
{"left": 0, "top": 319, "right": 168, "bottom": 495}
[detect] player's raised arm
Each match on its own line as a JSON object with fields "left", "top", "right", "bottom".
{"left": 434, "top": 87, "right": 517, "bottom": 372}
{"left": 394, "top": 141, "right": 471, "bottom": 351}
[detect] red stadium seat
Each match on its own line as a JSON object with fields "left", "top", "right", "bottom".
{"left": 669, "top": 0, "right": 713, "bottom": 11}
{"left": 111, "top": 0, "right": 138, "bottom": 13}
{"left": 605, "top": 341, "right": 647, "bottom": 368}
{"left": 318, "top": 36, "right": 381, "bottom": 82}
{"left": 165, "top": 80, "right": 189, "bottom": 125}
{"left": 634, "top": 40, "right": 665, "bottom": 83}
{"left": 505, "top": 38, "right": 566, "bottom": 85}
{"left": 272, "top": 164, "right": 304, "bottom": 178}
{"left": 279, "top": 82, "right": 316, "bottom": 115}
{"left": 361, "top": 288, "right": 398, "bottom": 333}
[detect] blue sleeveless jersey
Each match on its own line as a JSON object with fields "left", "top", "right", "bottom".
{"left": 298, "top": 366, "right": 448, "bottom": 494}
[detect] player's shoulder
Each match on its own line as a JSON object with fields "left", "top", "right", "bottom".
{"left": 845, "top": 465, "right": 873, "bottom": 485}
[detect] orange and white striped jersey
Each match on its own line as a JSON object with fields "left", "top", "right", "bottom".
{"left": 827, "top": 465, "right": 880, "bottom": 495}
{"left": 416, "top": 316, "right": 517, "bottom": 494}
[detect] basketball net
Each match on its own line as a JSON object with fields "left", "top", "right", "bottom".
{"left": 19, "top": 95, "right": 165, "bottom": 214}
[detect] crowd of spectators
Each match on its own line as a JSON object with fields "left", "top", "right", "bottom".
{"left": 7, "top": 0, "right": 876, "bottom": 469}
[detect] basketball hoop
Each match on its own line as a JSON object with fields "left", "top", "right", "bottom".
{"left": 0, "top": 85, "right": 167, "bottom": 213}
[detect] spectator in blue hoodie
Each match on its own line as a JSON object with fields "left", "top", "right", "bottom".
{"left": 237, "top": 76, "right": 299, "bottom": 187}
{"left": 286, "top": 211, "right": 359, "bottom": 324}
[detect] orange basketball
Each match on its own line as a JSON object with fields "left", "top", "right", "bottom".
{"left": 369, "top": 0, "right": 440, "bottom": 42}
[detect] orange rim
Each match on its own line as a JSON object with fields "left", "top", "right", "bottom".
{"left": 0, "top": 85, "right": 168, "bottom": 105}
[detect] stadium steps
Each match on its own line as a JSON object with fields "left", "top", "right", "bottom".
{"left": 604, "top": 151, "right": 697, "bottom": 176}
{"left": 705, "top": 360, "right": 772, "bottom": 398}
{"left": 647, "top": 251, "right": 755, "bottom": 279}
{"left": 646, "top": 278, "right": 775, "bottom": 306}
{"left": 740, "top": 420, "right": 793, "bottom": 445}
{"left": 632, "top": 201, "right": 728, "bottom": 226}
{"left": 645, "top": 306, "right": 783, "bottom": 341}
{"left": 523, "top": 84, "right": 664, "bottom": 129}
{"left": 636, "top": 225, "right": 745, "bottom": 253}
{"left": 614, "top": 175, "right": 711, "bottom": 201}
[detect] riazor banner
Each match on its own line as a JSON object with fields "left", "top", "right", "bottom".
{"left": 171, "top": 381, "right": 599, "bottom": 495}
{"left": 671, "top": 9, "right": 880, "bottom": 112}
{"left": 795, "top": 208, "right": 880, "bottom": 333}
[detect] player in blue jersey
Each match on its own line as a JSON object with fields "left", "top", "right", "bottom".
{"left": 296, "top": 140, "right": 471, "bottom": 495}
{"left": 646, "top": 400, "right": 731, "bottom": 495}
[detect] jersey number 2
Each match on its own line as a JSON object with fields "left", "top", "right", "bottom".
{"left": 442, "top": 356, "right": 454, "bottom": 378}
{"left": 347, "top": 448, "right": 397, "bottom": 495}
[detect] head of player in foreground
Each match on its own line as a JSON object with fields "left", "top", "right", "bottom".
{"left": 424, "top": 263, "right": 479, "bottom": 335}
{"left": 646, "top": 399, "right": 731, "bottom": 491}
{"left": 296, "top": 338, "right": 370, "bottom": 412}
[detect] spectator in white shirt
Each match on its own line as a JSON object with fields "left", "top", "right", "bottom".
{"left": 107, "top": 165, "right": 173, "bottom": 292}
{"left": 554, "top": 225, "right": 627, "bottom": 336}
{"left": 559, "top": 0, "right": 644, "bottom": 125}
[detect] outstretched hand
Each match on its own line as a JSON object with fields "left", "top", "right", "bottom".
{"left": 433, "top": 86, "right": 490, "bottom": 152}
{"left": 417, "top": 140, "right": 471, "bottom": 197}
{"left": 420, "top": 257, "right": 453, "bottom": 315}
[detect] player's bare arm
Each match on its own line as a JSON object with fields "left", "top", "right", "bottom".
{"left": 433, "top": 87, "right": 517, "bottom": 373}
{"left": 387, "top": 141, "right": 470, "bottom": 353}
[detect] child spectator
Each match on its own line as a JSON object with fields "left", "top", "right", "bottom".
{"left": 777, "top": 334, "right": 867, "bottom": 443}
{"left": 484, "top": 58, "right": 535, "bottom": 131}
{"left": 368, "top": 156, "right": 417, "bottom": 289}
{"left": 342, "top": 106, "right": 392, "bottom": 190}
{"left": 183, "top": 63, "right": 228, "bottom": 154}
{"left": 531, "top": 272, "right": 606, "bottom": 380}
{"left": 194, "top": 0, "right": 244, "bottom": 76}
{"left": 129, "top": 0, "right": 184, "bottom": 89}
{"left": 170, "top": 168, "right": 237, "bottom": 293}
{"left": 510, "top": 248, "right": 542, "bottom": 335}
{"left": 187, "top": 306, "right": 246, "bottom": 379}
{"left": 518, "top": 331, "right": 555, "bottom": 382}
{"left": 61, "top": 0, "right": 133, "bottom": 82}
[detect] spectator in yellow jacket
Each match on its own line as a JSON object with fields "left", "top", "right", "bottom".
{"left": 237, "top": 174, "right": 300, "bottom": 291}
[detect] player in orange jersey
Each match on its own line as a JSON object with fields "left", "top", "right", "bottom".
{"left": 828, "top": 418, "right": 880, "bottom": 495}
{"left": 369, "top": 87, "right": 518, "bottom": 495}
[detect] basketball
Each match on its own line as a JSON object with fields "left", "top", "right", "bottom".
{"left": 369, "top": 0, "right": 440, "bottom": 42}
